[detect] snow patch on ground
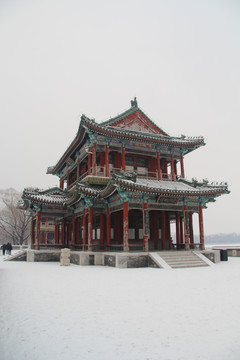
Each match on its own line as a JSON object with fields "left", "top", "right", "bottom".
{"left": 1, "top": 255, "right": 240, "bottom": 360}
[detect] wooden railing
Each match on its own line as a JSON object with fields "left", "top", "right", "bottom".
{"left": 68, "top": 167, "right": 174, "bottom": 188}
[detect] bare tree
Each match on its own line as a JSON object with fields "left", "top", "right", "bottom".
{"left": 0, "top": 197, "right": 31, "bottom": 245}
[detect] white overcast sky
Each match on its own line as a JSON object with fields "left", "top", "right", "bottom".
{"left": 0, "top": 0, "right": 239, "bottom": 235}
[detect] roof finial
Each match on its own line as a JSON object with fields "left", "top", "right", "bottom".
{"left": 131, "top": 97, "right": 138, "bottom": 107}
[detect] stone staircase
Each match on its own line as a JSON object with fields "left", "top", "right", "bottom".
{"left": 157, "top": 251, "right": 209, "bottom": 269}
{"left": 4, "top": 250, "right": 27, "bottom": 262}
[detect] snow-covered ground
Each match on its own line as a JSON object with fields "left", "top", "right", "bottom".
{"left": 1, "top": 254, "right": 240, "bottom": 360}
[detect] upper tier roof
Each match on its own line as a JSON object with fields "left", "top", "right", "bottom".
{"left": 48, "top": 99, "right": 205, "bottom": 175}
{"left": 100, "top": 98, "right": 169, "bottom": 136}
{"left": 81, "top": 115, "right": 204, "bottom": 147}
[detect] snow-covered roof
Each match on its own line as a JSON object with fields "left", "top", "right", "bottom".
{"left": 21, "top": 173, "right": 229, "bottom": 211}
{"left": 114, "top": 176, "right": 229, "bottom": 197}
{"left": 82, "top": 116, "right": 205, "bottom": 148}
{"left": 23, "top": 188, "right": 71, "bottom": 206}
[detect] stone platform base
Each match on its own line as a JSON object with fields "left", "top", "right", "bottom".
{"left": 71, "top": 251, "right": 162, "bottom": 268}
{"left": 25, "top": 250, "right": 160, "bottom": 268}
{"left": 5, "top": 249, "right": 220, "bottom": 268}
{"left": 22, "top": 249, "right": 217, "bottom": 269}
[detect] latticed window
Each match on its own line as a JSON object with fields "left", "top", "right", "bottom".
{"left": 129, "top": 215, "right": 136, "bottom": 228}
{"left": 47, "top": 232, "right": 54, "bottom": 241}
{"left": 95, "top": 215, "right": 100, "bottom": 228}
{"left": 109, "top": 153, "right": 114, "bottom": 163}
{"left": 48, "top": 218, "right": 54, "bottom": 226}
{"left": 125, "top": 155, "right": 134, "bottom": 165}
{"left": 137, "top": 157, "right": 148, "bottom": 167}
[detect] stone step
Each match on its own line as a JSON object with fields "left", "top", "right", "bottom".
{"left": 157, "top": 251, "right": 209, "bottom": 269}
{"left": 160, "top": 253, "right": 201, "bottom": 258}
{"left": 162, "top": 259, "right": 205, "bottom": 264}
{"left": 171, "top": 263, "right": 208, "bottom": 268}
{"left": 160, "top": 257, "right": 202, "bottom": 262}
{"left": 4, "top": 250, "right": 26, "bottom": 261}
{"left": 160, "top": 255, "right": 201, "bottom": 260}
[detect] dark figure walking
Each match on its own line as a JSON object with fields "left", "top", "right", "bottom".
{"left": 1, "top": 244, "right": 6, "bottom": 255}
{"left": 6, "top": 243, "right": 12, "bottom": 255}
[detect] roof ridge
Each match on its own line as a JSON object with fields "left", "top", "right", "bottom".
{"left": 99, "top": 100, "right": 169, "bottom": 136}
{"left": 100, "top": 105, "right": 138, "bottom": 126}
{"left": 82, "top": 116, "right": 205, "bottom": 146}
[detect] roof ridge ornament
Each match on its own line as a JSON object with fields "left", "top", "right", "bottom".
{"left": 131, "top": 97, "right": 138, "bottom": 108}
{"left": 112, "top": 170, "right": 137, "bottom": 183}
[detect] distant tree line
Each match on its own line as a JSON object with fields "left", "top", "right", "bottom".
{"left": 205, "top": 233, "right": 240, "bottom": 245}
{"left": 0, "top": 194, "right": 31, "bottom": 245}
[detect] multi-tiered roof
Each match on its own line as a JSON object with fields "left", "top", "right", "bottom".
{"left": 21, "top": 99, "right": 229, "bottom": 213}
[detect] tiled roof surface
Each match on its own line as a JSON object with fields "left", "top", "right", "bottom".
{"left": 82, "top": 116, "right": 205, "bottom": 147}
{"left": 23, "top": 188, "right": 71, "bottom": 205}
{"left": 115, "top": 177, "right": 228, "bottom": 196}
{"left": 22, "top": 176, "right": 229, "bottom": 208}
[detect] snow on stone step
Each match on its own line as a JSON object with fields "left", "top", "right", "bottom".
{"left": 149, "top": 252, "right": 172, "bottom": 269}
{"left": 157, "top": 251, "right": 209, "bottom": 269}
{"left": 4, "top": 250, "right": 27, "bottom": 262}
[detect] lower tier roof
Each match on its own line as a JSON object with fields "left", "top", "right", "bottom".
{"left": 19, "top": 173, "right": 229, "bottom": 212}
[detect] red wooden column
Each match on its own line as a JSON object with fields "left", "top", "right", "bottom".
{"left": 121, "top": 146, "right": 126, "bottom": 171}
{"left": 31, "top": 216, "right": 35, "bottom": 249}
{"left": 82, "top": 209, "right": 86, "bottom": 250}
{"left": 92, "top": 143, "right": 97, "bottom": 175}
{"left": 171, "top": 154, "right": 176, "bottom": 181}
{"left": 175, "top": 212, "right": 180, "bottom": 249}
{"left": 72, "top": 213, "right": 76, "bottom": 249}
{"left": 105, "top": 144, "right": 109, "bottom": 177}
{"left": 123, "top": 201, "right": 129, "bottom": 252}
{"left": 156, "top": 152, "right": 162, "bottom": 180}
{"left": 100, "top": 213, "right": 105, "bottom": 250}
{"left": 60, "top": 178, "right": 64, "bottom": 189}
{"left": 106, "top": 206, "right": 111, "bottom": 250}
{"left": 161, "top": 211, "right": 166, "bottom": 250}
{"left": 180, "top": 155, "right": 185, "bottom": 178}
{"left": 183, "top": 205, "right": 190, "bottom": 250}
{"left": 199, "top": 205, "right": 205, "bottom": 250}
{"left": 143, "top": 202, "right": 149, "bottom": 251}
{"left": 36, "top": 211, "right": 41, "bottom": 250}
{"left": 88, "top": 206, "right": 93, "bottom": 251}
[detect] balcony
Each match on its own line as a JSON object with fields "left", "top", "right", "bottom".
{"left": 68, "top": 166, "right": 173, "bottom": 189}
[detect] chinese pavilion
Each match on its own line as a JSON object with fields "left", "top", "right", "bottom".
{"left": 20, "top": 98, "right": 229, "bottom": 252}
